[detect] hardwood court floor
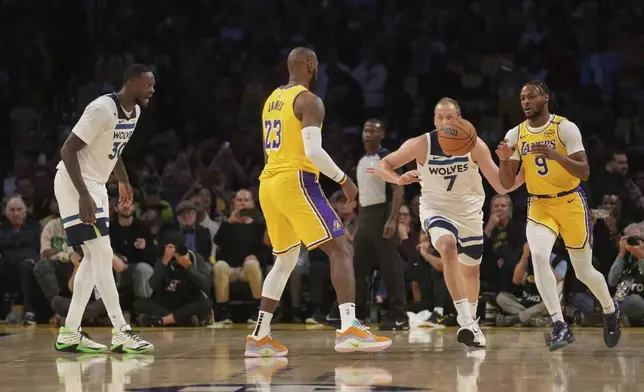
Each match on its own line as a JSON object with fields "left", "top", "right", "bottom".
{"left": 0, "top": 324, "right": 642, "bottom": 392}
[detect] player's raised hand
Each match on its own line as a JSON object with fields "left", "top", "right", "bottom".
{"left": 78, "top": 194, "right": 98, "bottom": 224}
{"left": 496, "top": 139, "right": 516, "bottom": 161}
{"left": 119, "top": 182, "right": 134, "bottom": 209}
{"left": 396, "top": 170, "right": 422, "bottom": 185}
{"left": 341, "top": 177, "right": 358, "bottom": 206}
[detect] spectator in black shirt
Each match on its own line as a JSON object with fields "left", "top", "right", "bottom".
{"left": 592, "top": 194, "right": 633, "bottom": 276}
{"left": 175, "top": 200, "right": 213, "bottom": 261}
{"left": 134, "top": 233, "right": 212, "bottom": 327}
{"left": 110, "top": 203, "right": 157, "bottom": 299}
{"left": 590, "top": 151, "right": 644, "bottom": 221}
{"left": 213, "top": 189, "right": 265, "bottom": 323}
{"left": 0, "top": 196, "right": 41, "bottom": 324}
{"left": 481, "top": 194, "right": 524, "bottom": 293}
{"left": 608, "top": 224, "right": 644, "bottom": 324}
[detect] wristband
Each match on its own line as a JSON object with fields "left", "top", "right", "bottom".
{"left": 337, "top": 173, "right": 348, "bottom": 185}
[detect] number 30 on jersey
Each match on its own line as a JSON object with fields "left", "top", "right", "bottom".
{"left": 264, "top": 119, "right": 282, "bottom": 151}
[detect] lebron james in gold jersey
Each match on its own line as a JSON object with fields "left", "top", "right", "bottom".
{"left": 245, "top": 47, "right": 391, "bottom": 357}
{"left": 497, "top": 81, "right": 621, "bottom": 351}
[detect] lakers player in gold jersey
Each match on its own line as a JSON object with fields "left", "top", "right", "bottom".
{"left": 497, "top": 81, "right": 620, "bottom": 351}
{"left": 245, "top": 47, "right": 391, "bottom": 357}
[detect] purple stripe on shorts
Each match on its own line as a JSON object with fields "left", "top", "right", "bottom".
{"left": 300, "top": 171, "right": 345, "bottom": 238}
{"left": 576, "top": 186, "right": 593, "bottom": 249}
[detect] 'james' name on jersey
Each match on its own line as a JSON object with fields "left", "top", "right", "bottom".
{"left": 56, "top": 93, "right": 140, "bottom": 185}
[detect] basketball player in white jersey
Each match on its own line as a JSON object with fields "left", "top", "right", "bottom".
{"left": 369, "top": 98, "right": 524, "bottom": 347}
{"left": 54, "top": 64, "right": 155, "bottom": 353}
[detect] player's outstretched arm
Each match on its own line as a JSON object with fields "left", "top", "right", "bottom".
{"left": 297, "top": 91, "right": 349, "bottom": 184}
{"left": 496, "top": 128, "right": 521, "bottom": 189}
{"left": 473, "top": 138, "right": 524, "bottom": 194}
{"left": 372, "top": 136, "right": 426, "bottom": 185}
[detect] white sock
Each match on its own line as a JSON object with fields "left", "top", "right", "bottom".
{"left": 64, "top": 244, "right": 96, "bottom": 331}
{"left": 339, "top": 302, "right": 356, "bottom": 331}
{"left": 252, "top": 311, "right": 273, "bottom": 339}
{"left": 85, "top": 236, "right": 127, "bottom": 331}
{"left": 527, "top": 223, "right": 564, "bottom": 323}
{"left": 569, "top": 247, "right": 615, "bottom": 314}
{"left": 454, "top": 299, "right": 473, "bottom": 324}
{"left": 469, "top": 301, "right": 478, "bottom": 319}
{"left": 433, "top": 307, "right": 444, "bottom": 317}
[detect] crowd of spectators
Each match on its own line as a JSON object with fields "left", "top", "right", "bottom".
{"left": 1, "top": 0, "right": 644, "bottom": 328}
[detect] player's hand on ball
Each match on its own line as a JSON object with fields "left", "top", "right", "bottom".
{"left": 79, "top": 194, "right": 98, "bottom": 224}
{"left": 396, "top": 170, "right": 422, "bottom": 185}
{"left": 119, "top": 182, "right": 134, "bottom": 209}
{"left": 341, "top": 177, "right": 358, "bottom": 206}
{"left": 495, "top": 139, "right": 516, "bottom": 161}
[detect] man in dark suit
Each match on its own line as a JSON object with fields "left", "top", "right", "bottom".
{"left": 175, "top": 201, "right": 213, "bottom": 262}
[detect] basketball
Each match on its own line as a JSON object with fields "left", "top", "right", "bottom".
{"left": 437, "top": 118, "right": 477, "bottom": 156}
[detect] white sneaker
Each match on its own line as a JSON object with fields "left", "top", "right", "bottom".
{"left": 111, "top": 325, "right": 154, "bottom": 354}
{"left": 457, "top": 319, "right": 486, "bottom": 348}
{"left": 55, "top": 327, "right": 107, "bottom": 353}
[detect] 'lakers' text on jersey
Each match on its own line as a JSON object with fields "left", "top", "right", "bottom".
{"left": 260, "top": 85, "right": 318, "bottom": 180}
{"left": 56, "top": 93, "right": 140, "bottom": 185}
{"left": 258, "top": 85, "right": 344, "bottom": 254}
{"left": 506, "top": 114, "right": 583, "bottom": 196}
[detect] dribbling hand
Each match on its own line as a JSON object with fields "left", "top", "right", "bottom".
{"left": 496, "top": 139, "right": 516, "bottom": 161}
{"left": 79, "top": 194, "right": 98, "bottom": 225}
{"left": 396, "top": 170, "right": 422, "bottom": 185}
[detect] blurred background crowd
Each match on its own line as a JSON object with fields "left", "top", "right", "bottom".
{"left": 1, "top": 0, "right": 644, "bottom": 329}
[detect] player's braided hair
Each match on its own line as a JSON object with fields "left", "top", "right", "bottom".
{"left": 522, "top": 80, "right": 550, "bottom": 96}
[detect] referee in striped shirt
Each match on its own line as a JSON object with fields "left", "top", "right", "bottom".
{"left": 354, "top": 119, "right": 409, "bottom": 330}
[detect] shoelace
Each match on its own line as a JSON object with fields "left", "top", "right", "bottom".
{"left": 122, "top": 330, "right": 144, "bottom": 342}
{"left": 552, "top": 322, "right": 566, "bottom": 337}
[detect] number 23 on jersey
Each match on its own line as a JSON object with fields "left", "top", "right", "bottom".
{"left": 264, "top": 119, "right": 282, "bottom": 152}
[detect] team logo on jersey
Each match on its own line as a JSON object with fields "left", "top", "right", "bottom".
{"left": 426, "top": 163, "right": 468, "bottom": 176}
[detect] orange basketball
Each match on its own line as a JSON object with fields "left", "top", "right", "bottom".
{"left": 437, "top": 118, "right": 477, "bottom": 156}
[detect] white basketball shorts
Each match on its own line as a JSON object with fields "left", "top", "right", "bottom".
{"left": 54, "top": 170, "right": 110, "bottom": 246}
{"left": 420, "top": 208, "right": 484, "bottom": 266}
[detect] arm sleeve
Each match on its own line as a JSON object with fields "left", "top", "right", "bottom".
{"left": 558, "top": 120, "right": 585, "bottom": 155}
{"left": 504, "top": 126, "right": 521, "bottom": 161}
{"left": 302, "top": 127, "right": 347, "bottom": 183}
{"left": 72, "top": 99, "right": 113, "bottom": 145}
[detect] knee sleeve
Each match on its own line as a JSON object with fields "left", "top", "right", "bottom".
{"left": 262, "top": 247, "right": 299, "bottom": 300}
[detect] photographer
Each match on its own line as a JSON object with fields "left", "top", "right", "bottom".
{"left": 134, "top": 233, "right": 212, "bottom": 327}
{"left": 608, "top": 224, "right": 644, "bottom": 324}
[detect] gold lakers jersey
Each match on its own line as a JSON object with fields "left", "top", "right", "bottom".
{"left": 259, "top": 85, "right": 319, "bottom": 180}
{"left": 517, "top": 115, "right": 580, "bottom": 196}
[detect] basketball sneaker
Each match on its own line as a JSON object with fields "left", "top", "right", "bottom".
{"left": 334, "top": 321, "right": 392, "bottom": 353}
{"left": 548, "top": 320, "right": 575, "bottom": 351}
{"left": 55, "top": 327, "right": 108, "bottom": 353}
{"left": 111, "top": 326, "right": 154, "bottom": 354}
{"left": 603, "top": 301, "right": 621, "bottom": 348}
{"left": 244, "top": 335, "right": 289, "bottom": 357}
{"left": 456, "top": 319, "right": 486, "bottom": 348}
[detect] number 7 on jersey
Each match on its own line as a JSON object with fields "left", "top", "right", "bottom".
{"left": 264, "top": 119, "right": 282, "bottom": 151}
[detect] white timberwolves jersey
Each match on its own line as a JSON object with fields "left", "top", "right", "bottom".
{"left": 417, "top": 131, "right": 485, "bottom": 218}
{"left": 57, "top": 94, "right": 140, "bottom": 184}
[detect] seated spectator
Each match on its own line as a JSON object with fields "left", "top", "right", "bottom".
{"left": 213, "top": 189, "right": 265, "bottom": 323}
{"left": 175, "top": 200, "right": 213, "bottom": 261}
{"left": 184, "top": 187, "right": 220, "bottom": 259}
{"left": 608, "top": 223, "right": 644, "bottom": 324}
{"left": 134, "top": 233, "right": 212, "bottom": 327}
{"left": 110, "top": 203, "right": 157, "bottom": 299}
{"left": 0, "top": 196, "right": 41, "bottom": 324}
{"left": 496, "top": 241, "right": 568, "bottom": 327}
{"left": 139, "top": 203, "right": 171, "bottom": 245}
{"left": 593, "top": 194, "right": 631, "bottom": 276}
{"left": 481, "top": 194, "right": 524, "bottom": 293}
{"left": 413, "top": 230, "right": 453, "bottom": 327}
